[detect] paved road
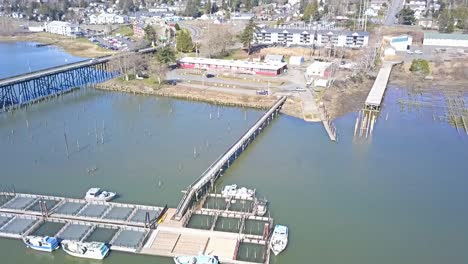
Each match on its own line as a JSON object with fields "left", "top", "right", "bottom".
{"left": 178, "top": 22, "right": 202, "bottom": 41}
{"left": 385, "top": 0, "right": 405, "bottom": 26}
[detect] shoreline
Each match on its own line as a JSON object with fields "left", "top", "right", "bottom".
{"left": 96, "top": 80, "right": 307, "bottom": 121}
{"left": 0, "top": 32, "right": 114, "bottom": 58}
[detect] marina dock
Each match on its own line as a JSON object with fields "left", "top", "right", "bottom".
{"left": 0, "top": 97, "right": 287, "bottom": 264}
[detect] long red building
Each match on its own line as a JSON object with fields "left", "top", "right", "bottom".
{"left": 178, "top": 57, "right": 287, "bottom": 76}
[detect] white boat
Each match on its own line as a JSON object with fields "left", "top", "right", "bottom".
{"left": 174, "top": 255, "right": 219, "bottom": 264}
{"left": 61, "top": 240, "right": 110, "bottom": 260}
{"left": 23, "top": 236, "right": 60, "bottom": 252}
{"left": 269, "top": 225, "right": 288, "bottom": 256}
{"left": 221, "top": 184, "right": 255, "bottom": 199}
{"left": 253, "top": 199, "right": 268, "bottom": 216}
{"left": 84, "top": 187, "right": 116, "bottom": 202}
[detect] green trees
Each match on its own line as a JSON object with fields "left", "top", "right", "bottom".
{"left": 184, "top": 0, "right": 201, "bottom": 18}
{"left": 156, "top": 47, "right": 176, "bottom": 64}
{"left": 176, "top": 29, "right": 194, "bottom": 53}
{"left": 204, "top": 0, "right": 212, "bottom": 14}
{"left": 398, "top": 8, "right": 415, "bottom": 25}
{"left": 144, "top": 25, "right": 157, "bottom": 43}
{"left": 410, "top": 59, "right": 430, "bottom": 75}
{"left": 239, "top": 19, "right": 257, "bottom": 54}
{"left": 438, "top": 9, "right": 455, "bottom": 33}
{"left": 302, "top": 0, "right": 319, "bottom": 22}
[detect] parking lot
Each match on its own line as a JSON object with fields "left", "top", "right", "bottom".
{"left": 89, "top": 34, "right": 136, "bottom": 51}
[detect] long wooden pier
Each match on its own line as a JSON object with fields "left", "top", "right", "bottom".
{"left": 173, "top": 96, "right": 287, "bottom": 221}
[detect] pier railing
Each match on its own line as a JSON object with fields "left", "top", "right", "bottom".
{"left": 174, "top": 96, "right": 287, "bottom": 220}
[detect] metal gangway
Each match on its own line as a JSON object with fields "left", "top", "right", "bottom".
{"left": 173, "top": 96, "right": 287, "bottom": 221}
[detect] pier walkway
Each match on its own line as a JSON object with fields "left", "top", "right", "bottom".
{"left": 173, "top": 96, "right": 287, "bottom": 221}
{"left": 0, "top": 47, "right": 157, "bottom": 111}
{"left": 365, "top": 61, "right": 402, "bottom": 111}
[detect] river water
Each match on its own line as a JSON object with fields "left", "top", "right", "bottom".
{"left": 1, "top": 42, "right": 468, "bottom": 264}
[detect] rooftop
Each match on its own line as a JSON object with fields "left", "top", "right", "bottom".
{"left": 424, "top": 32, "right": 468, "bottom": 41}
{"left": 179, "top": 57, "right": 287, "bottom": 71}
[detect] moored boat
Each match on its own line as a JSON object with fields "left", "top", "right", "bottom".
{"left": 253, "top": 199, "right": 268, "bottom": 216}
{"left": 173, "top": 255, "right": 219, "bottom": 264}
{"left": 61, "top": 240, "right": 110, "bottom": 260}
{"left": 269, "top": 225, "right": 288, "bottom": 256}
{"left": 221, "top": 184, "right": 255, "bottom": 199}
{"left": 84, "top": 187, "right": 116, "bottom": 202}
{"left": 23, "top": 236, "right": 60, "bottom": 252}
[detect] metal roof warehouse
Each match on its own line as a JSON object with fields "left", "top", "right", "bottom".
{"left": 178, "top": 57, "right": 287, "bottom": 76}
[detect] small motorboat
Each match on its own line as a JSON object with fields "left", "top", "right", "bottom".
{"left": 174, "top": 255, "right": 219, "bottom": 264}
{"left": 23, "top": 236, "right": 60, "bottom": 252}
{"left": 269, "top": 224, "right": 288, "bottom": 256}
{"left": 84, "top": 187, "right": 116, "bottom": 202}
{"left": 61, "top": 240, "right": 110, "bottom": 260}
{"left": 253, "top": 199, "right": 268, "bottom": 216}
{"left": 221, "top": 184, "right": 255, "bottom": 199}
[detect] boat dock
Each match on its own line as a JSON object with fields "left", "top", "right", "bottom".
{"left": 0, "top": 97, "right": 288, "bottom": 263}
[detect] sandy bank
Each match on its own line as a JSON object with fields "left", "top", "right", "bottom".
{"left": 0, "top": 32, "right": 114, "bottom": 58}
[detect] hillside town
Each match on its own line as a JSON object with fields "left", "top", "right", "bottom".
{"left": 0, "top": 0, "right": 467, "bottom": 122}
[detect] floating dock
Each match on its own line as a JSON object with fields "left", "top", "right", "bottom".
{"left": 0, "top": 192, "right": 272, "bottom": 264}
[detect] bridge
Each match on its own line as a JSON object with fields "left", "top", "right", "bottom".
{"left": 0, "top": 47, "right": 157, "bottom": 111}
{"left": 173, "top": 96, "right": 287, "bottom": 221}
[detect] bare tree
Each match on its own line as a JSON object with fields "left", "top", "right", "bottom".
{"left": 109, "top": 52, "right": 147, "bottom": 81}
{"left": 0, "top": 17, "right": 14, "bottom": 36}
{"left": 200, "top": 25, "right": 234, "bottom": 58}
{"left": 149, "top": 61, "right": 168, "bottom": 86}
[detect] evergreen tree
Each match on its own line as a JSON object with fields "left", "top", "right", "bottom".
{"left": 176, "top": 29, "right": 194, "bottom": 53}
{"left": 239, "top": 19, "right": 258, "bottom": 54}
{"left": 245, "top": 0, "right": 252, "bottom": 11}
{"left": 299, "top": 0, "right": 308, "bottom": 13}
{"left": 204, "top": 0, "right": 211, "bottom": 14}
{"left": 144, "top": 25, "right": 158, "bottom": 43}
{"left": 398, "top": 7, "right": 415, "bottom": 25}
{"left": 302, "top": 0, "right": 318, "bottom": 22}
{"left": 221, "top": 0, "right": 228, "bottom": 10}
{"left": 156, "top": 47, "right": 176, "bottom": 64}
{"left": 438, "top": 9, "right": 455, "bottom": 33}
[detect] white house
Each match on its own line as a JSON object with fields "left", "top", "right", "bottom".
{"left": 45, "top": 21, "right": 80, "bottom": 37}
{"left": 255, "top": 27, "right": 369, "bottom": 48}
{"left": 93, "top": 13, "right": 127, "bottom": 24}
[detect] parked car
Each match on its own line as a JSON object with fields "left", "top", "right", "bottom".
{"left": 414, "top": 50, "right": 423, "bottom": 54}
{"left": 256, "top": 90, "right": 269, "bottom": 95}
{"left": 295, "top": 87, "right": 307, "bottom": 92}
{"left": 406, "top": 50, "right": 414, "bottom": 55}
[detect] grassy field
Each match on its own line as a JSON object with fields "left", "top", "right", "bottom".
{"left": 0, "top": 32, "right": 114, "bottom": 58}
{"left": 113, "top": 25, "right": 134, "bottom": 37}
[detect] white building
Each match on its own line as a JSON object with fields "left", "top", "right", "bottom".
{"left": 45, "top": 21, "right": 80, "bottom": 37}
{"left": 384, "top": 35, "right": 413, "bottom": 51}
{"left": 90, "top": 13, "right": 127, "bottom": 24}
{"left": 405, "top": 1, "right": 426, "bottom": 19}
{"left": 255, "top": 27, "right": 369, "bottom": 48}
{"left": 423, "top": 33, "right": 468, "bottom": 48}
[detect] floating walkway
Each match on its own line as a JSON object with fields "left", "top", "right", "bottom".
{"left": 0, "top": 192, "right": 273, "bottom": 264}
{"left": 174, "top": 96, "right": 287, "bottom": 221}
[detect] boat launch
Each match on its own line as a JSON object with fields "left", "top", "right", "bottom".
{"left": 269, "top": 225, "right": 288, "bottom": 256}
{"left": 61, "top": 240, "right": 110, "bottom": 260}
{"left": 221, "top": 184, "right": 255, "bottom": 199}
{"left": 84, "top": 187, "right": 116, "bottom": 202}
{"left": 23, "top": 236, "right": 60, "bottom": 252}
{"left": 174, "top": 255, "right": 219, "bottom": 264}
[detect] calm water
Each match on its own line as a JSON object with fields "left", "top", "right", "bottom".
{"left": 1, "top": 42, "right": 468, "bottom": 264}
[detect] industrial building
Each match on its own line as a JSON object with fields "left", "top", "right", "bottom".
{"left": 423, "top": 33, "right": 468, "bottom": 48}
{"left": 306, "top": 61, "right": 334, "bottom": 87}
{"left": 178, "top": 57, "right": 287, "bottom": 76}
{"left": 385, "top": 35, "right": 413, "bottom": 51}
{"left": 254, "top": 27, "right": 369, "bottom": 48}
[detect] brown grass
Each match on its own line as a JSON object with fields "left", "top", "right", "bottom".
{"left": 0, "top": 32, "right": 114, "bottom": 58}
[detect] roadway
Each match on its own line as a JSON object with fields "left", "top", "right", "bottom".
{"left": 385, "top": 0, "right": 405, "bottom": 25}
